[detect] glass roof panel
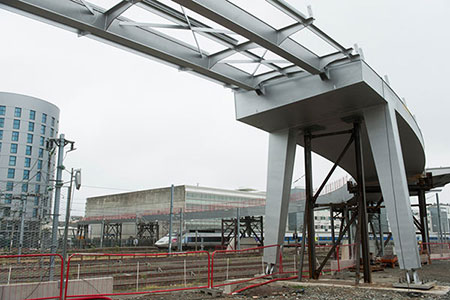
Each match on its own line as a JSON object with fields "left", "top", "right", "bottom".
{"left": 195, "top": 34, "right": 228, "bottom": 54}
{"left": 152, "top": 26, "right": 199, "bottom": 51}
{"left": 226, "top": 62, "right": 257, "bottom": 75}
{"left": 253, "top": 64, "right": 275, "bottom": 76}
{"left": 227, "top": 0, "right": 298, "bottom": 29}
{"left": 291, "top": 28, "right": 338, "bottom": 57}
{"left": 86, "top": 0, "right": 120, "bottom": 10}
{"left": 120, "top": 5, "right": 174, "bottom": 24}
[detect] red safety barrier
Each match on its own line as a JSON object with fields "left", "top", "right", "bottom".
{"left": 281, "top": 243, "right": 357, "bottom": 277}
{"left": 64, "top": 251, "right": 210, "bottom": 299}
{"left": 210, "top": 244, "right": 283, "bottom": 289}
{"left": 0, "top": 253, "right": 64, "bottom": 300}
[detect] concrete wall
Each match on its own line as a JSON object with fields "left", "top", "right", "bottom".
{"left": 0, "top": 277, "right": 112, "bottom": 300}
{"left": 86, "top": 186, "right": 185, "bottom": 238}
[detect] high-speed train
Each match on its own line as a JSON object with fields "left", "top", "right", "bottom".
{"left": 155, "top": 231, "right": 447, "bottom": 250}
{"left": 154, "top": 231, "right": 335, "bottom": 250}
{"left": 155, "top": 232, "right": 223, "bottom": 249}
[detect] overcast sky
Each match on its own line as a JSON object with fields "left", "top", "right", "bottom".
{"left": 0, "top": 0, "right": 449, "bottom": 217}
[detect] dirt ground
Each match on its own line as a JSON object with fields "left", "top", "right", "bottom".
{"left": 122, "top": 260, "right": 450, "bottom": 300}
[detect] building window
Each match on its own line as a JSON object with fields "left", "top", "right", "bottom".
{"left": 36, "top": 172, "right": 41, "bottom": 182}
{"left": 13, "top": 119, "right": 20, "bottom": 129}
{"left": 39, "top": 148, "right": 44, "bottom": 158}
{"left": 22, "top": 183, "right": 28, "bottom": 193}
{"left": 23, "top": 170, "right": 30, "bottom": 180}
{"left": 51, "top": 117, "right": 55, "bottom": 127}
{"left": 5, "top": 194, "right": 12, "bottom": 204}
{"left": 3, "top": 208, "right": 11, "bottom": 217}
{"left": 0, "top": 130, "right": 3, "bottom": 140}
{"left": 10, "top": 143, "right": 17, "bottom": 154}
{"left": 24, "top": 157, "right": 31, "bottom": 168}
{"left": 35, "top": 184, "right": 40, "bottom": 193}
{"left": 42, "top": 113, "right": 47, "bottom": 123}
{"left": 40, "top": 125, "right": 46, "bottom": 135}
{"left": 0, "top": 142, "right": 2, "bottom": 151}
{"left": 9, "top": 156, "right": 16, "bottom": 166}
{"left": 11, "top": 131, "right": 19, "bottom": 141}
{"left": 34, "top": 196, "right": 39, "bottom": 206}
{"left": 29, "top": 110, "right": 36, "bottom": 120}
{"left": 37, "top": 160, "right": 42, "bottom": 170}
{"left": 14, "top": 107, "right": 21, "bottom": 117}
{"left": 6, "top": 181, "right": 13, "bottom": 191}
{"left": 27, "top": 133, "right": 33, "bottom": 144}
{"left": 7, "top": 168, "right": 15, "bottom": 179}
{"left": 33, "top": 208, "right": 38, "bottom": 218}
{"left": 50, "top": 128, "right": 54, "bottom": 137}
{"left": 0, "top": 118, "right": 4, "bottom": 128}
{"left": 26, "top": 145, "right": 32, "bottom": 155}
{"left": 0, "top": 106, "right": 5, "bottom": 115}
{"left": 40, "top": 136, "right": 45, "bottom": 146}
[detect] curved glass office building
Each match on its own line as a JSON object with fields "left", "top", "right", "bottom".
{"left": 0, "top": 92, "right": 59, "bottom": 248}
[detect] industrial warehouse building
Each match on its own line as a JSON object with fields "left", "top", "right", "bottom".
{"left": 81, "top": 180, "right": 357, "bottom": 247}
{"left": 82, "top": 184, "right": 315, "bottom": 243}
{"left": 0, "top": 92, "right": 60, "bottom": 248}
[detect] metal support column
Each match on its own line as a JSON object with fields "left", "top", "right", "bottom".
{"left": 236, "top": 208, "right": 240, "bottom": 250}
{"left": 178, "top": 208, "right": 183, "bottom": 251}
{"left": 263, "top": 128, "right": 297, "bottom": 272}
{"left": 304, "top": 132, "right": 316, "bottom": 279}
{"left": 330, "top": 207, "right": 336, "bottom": 259}
{"left": 50, "top": 134, "right": 66, "bottom": 281}
{"left": 436, "top": 193, "right": 443, "bottom": 243}
{"left": 354, "top": 121, "right": 371, "bottom": 283}
{"left": 18, "top": 195, "right": 26, "bottom": 259}
{"left": 418, "top": 190, "right": 429, "bottom": 252}
{"left": 364, "top": 103, "right": 421, "bottom": 271}
{"left": 168, "top": 184, "right": 174, "bottom": 253}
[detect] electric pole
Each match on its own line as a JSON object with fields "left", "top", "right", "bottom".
{"left": 48, "top": 134, "right": 75, "bottom": 281}
{"left": 168, "top": 184, "right": 174, "bottom": 253}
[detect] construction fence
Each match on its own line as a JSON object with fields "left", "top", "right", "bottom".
{"left": 0, "top": 243, "right": 362, "bottom": 300}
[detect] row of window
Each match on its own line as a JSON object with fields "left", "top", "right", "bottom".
{"left": 7, "top": 147, "right": 45, "bottom": 161}
{"left": 6, "top": 169, "right": 43, "bottom": 181}
{"left": 3, "top": 207, "right": 40, "bottom": 218}
{"left": 7, "top": 143, "right": 46, "bottom": 154}
{"left": 0, "top": 106, "right": 55, "bottom": 126}
{"left": 0, "top": 120, "right": 53, "bottom": 135}
{"left": 0, "top": 135, "right": 46, "bottom": 147}
{"left": 3, "top": 185, "right": 43, "bottom": 202}
{"left": 5, "top": 179, "right": 42, "bottom": 192}
{"left": 0, "top": 129, "right": 54, "bottom": 142}
{"left": 9, "top": 156, "right": 44, "bottom": 168}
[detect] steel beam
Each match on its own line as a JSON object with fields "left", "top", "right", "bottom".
{"left": 304, "top": 132, "right": 316, "bottom": 278}
{"left": 0, "top": 0, "right": 256, "bottom": 90}
{"left": 263, "top": 128, "right": 297, "bottom": 270}
{"left": 364, "top": 103, "right": 421, "bottom": 270}
{"left": 418, "top": 190, "right": 430, "bottom": 253}
{"left": 354, "top": 121, "right": 371, "bottom": 283}
{"left": 172, "top": 0, "right": 322, "bottom": 74}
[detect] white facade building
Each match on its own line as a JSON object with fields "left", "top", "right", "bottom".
{"left": 0, "top": 92, "right": 60, "bottom": 248}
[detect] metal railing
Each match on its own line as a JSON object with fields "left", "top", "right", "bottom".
{"left": 64, "top": 251, "right": 210, "bottom": 299}
{"left": 0, "top": 253, "right": 64, "bottom": 300}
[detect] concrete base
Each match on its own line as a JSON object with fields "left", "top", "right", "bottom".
{"left": 0, "top": 276, "right": 113, "bottom": 300}
{"left": 393, "top": 281, "right": 436, "bottom": 290}
{"left": 279, "top": 279, "right": 449, "bottom": 296}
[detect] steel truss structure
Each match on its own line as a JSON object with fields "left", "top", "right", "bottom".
{"left": 221, "top": 215, "right": 264, "bottom": 249}
{"left": 0, "top": 0, "right": 356, "bottom": 92}
{"left": 136, "top": 221, "right": 159, "bottom": 244}
{"left": 3, "top": 0, "right": 448, "bottom": 287}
